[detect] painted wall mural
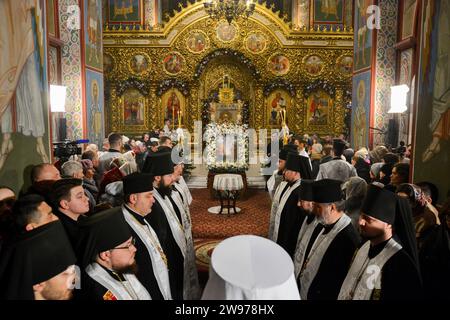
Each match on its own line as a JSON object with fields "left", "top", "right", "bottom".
{"left": 85, "top": 0, "right": 103, "bottom": 71}
{"left": 414, "top": 0, "right": 449, "bottom": 201}
{"left": 354, "top": 0, "right": 374, "bottom": 72}
{"left": 351, "top": 70, "right": 371, "bottom": 150}
{"left": 108, "top": 0, "right": 141, "bottom": 24}
{"left": 86, "top": 69, "right": 105, "bottom": 147}
{"left": 0, "top": 0, "right": 50, "bottom": 191}
{"left": 60, "top": 0, "right": 83, "bottom": 140}
{"left": 314, "top": 0, "right": 343, "bottom": 23}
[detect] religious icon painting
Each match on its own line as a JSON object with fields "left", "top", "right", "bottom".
{"left": 303, "top": 55, "right": 325, "bottom": 76}
{"left": 245, "top": 33, "right": 267, "bottom": 54}
{"left": 267, "top": 90, "right": 291, "bottom": 128}
{"left": 313, "top": 0, "right": 344, "bottom": 23}
{"left": 268, "top": 54, "right": 290, "bottom": 76}
{"left": 107, "top": 0, "right": 142, "bottom": 24}
{"left": 123, "top": 88, "right": 146, "bottom": 126}
{"left": 186, "top": 30, "right": 209, "bottom": 54}
{"left": 48, "top": 45, "right": 59, "bottom": 85}
{"left": 85, "top": 0, "right": 103, "bottom": 71}
{"left": 161, "top": 89, "right": 185, "bottom": 127}
{"left": 336, "top": 55, "right": 353, "bottom": 77}
{"left": 129, "top": 53, "right": 150, "bottom": 75}
{"left": 162, "top": 52, "right": 185, "bottom": 76}
{"left": 401, "top": 0, "right": 418, "bottom": 40}
{"left": 216, "top": 20, "right": 238, "bottom": 43}
{"left": 354, "top": 0, "right": 375, "bottom": 72}
{"left": 103, "top": 53, "right": 115, "bottom": 74}
{"left": 305, "top": 90, "right": 332, "bottom": 127}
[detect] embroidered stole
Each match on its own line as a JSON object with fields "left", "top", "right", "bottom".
{"left": 85, "top": 263, "right": 151, "bottom": 300}
{"left": 338, "top": 238, "right": 402, "bottom": 300}
{"left": 293, "top": 217, "right": 319, "bottom": 279}
{"left": 299, "top": 214, "right": 352, "bottom": 299}
{"left": 268, "top": 180, "right": 288, "bottom": 240}
{"left": 154, "top": 190, "right": 187, "bottom": 258}
{"left": 122, "top": 206, "right": 172, "bottom": 300}
{"left": 170, "top": 188, "right": 201, "bottom": 300}
{"left": 178, "top": 176, "right": 193, "bottom": 205}
{"left": 267, "top": 169, "right": 278, "bottom": 199}
{"left": 272, "top": 179, "right": 302, "bottom": 242}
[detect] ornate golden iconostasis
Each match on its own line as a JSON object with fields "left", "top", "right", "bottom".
{"left": 103, "top": 2, "right": 353, "bottom": 136}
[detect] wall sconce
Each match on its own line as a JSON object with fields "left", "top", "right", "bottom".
{"left": 388, "top": 84, "right": 409, "bottom": 113}
{"left": 50, "top": 85, "right": 67, "bottom": 112}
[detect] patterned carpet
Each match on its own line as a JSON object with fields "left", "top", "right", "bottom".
{"left": 191, "top": 188, "right": 271, "bottom": 279}
{"left": 190, "top": 188, "right": 271, "bottom": 239}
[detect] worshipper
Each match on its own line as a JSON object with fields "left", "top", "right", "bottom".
{"left": 158, "top": 136, "right": 173, "bottom": 153}
{"left": 77, "top": 207, "right": 151, "bottom": 300}
{"left": 0, "top": 186, "right": 16, "bottom": 252}
{"left": 369, "top": 162, "right": 384, "bottom": 182}
{"left": 80, "top": 159, "right": 99, "bottom": 201}
{"left": 50, "top": 178, "right": 89, "bottom": 247}
{"left": 99, "top": 156, "right": 126, "bottom": 195}
{"left": 98, "top": 133, "right": 123, "bottom": 176}
{"left": 293, "top": 136, "right": 312, "bottom": 169}
{"left": 383, "top": 152, "right": 400, "bottom": 166}
{"left": 12, "top": 194, "right": 58, "bottom": 232}
{"left": 297, "top": 179, "right": 360, "bottom": 300}
{"left": 99, "top": 181, "right": 124, "bottom": 208}
{"left": 369, "top": 145, "right": 388, "bottom": 164}
{"left": 343, "top": 148, "right": 354, "bottom": 163}
{"left": 121, "top": 173, "right": 171, "bottom": 300}
{"left": 343, "top": 177, "right": 367, "bottom": 229}
{"left": 396, "top": 183, "right": 440, "bottom": 250}
{"left": 378, "top": 163, "right": 394, "bottom": 188}
{"left": 352, "top": 155, "right": 371, "bottom": 183}
{"left": 416, "top": 181, "right": 439, "bottom": 207}
{"left": 293, "top": 180, "right": 320, "bottom": 281}
{"left": 316, "top": 139, "right": 357, "bottom": 182}
{"left": 30, "top": 163, "right": 61, "bottom": 183}
{"left": 319, "top": 144, "right": 333, "bottom": 165}
{"left": 82, "top": 150, "right": 101, "bottom": 185}
{"left": 169, "top": 160, "right": 200, "bottom": 299}
{"left": 310, "top": 139, "right": 323, "bottom": 179}
{"left": 267, "top": 144, "right": 297, "bottom": 201}
{"left": 61, "top": 160, "right": 96, "bottom": 210}
{"left": 390, "top": 162, "right": 410, "bottom": 189}
{"left": 163, "top": 119, "right": 172, "bottom": 136}
{"left": 0, "top": 221, "right": 77, "bottom": 300}
{"left": 143, "top": 152, "right": 185, "bottom": 300}
{"left": 272, "top": 153, "right": 312, "bottom": 257}
{"left": 419, "top": 198, "right": 450, "bottom": 300}
{"left": 148, "top": 140, "right": 159, "bottom": 154}
{"left": 338, "top": 184, "right": 423, "bottom": 300}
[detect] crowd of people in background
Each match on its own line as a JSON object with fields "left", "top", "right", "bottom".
{"left": 0, "top": 126, "right": 448, "bottom": 300}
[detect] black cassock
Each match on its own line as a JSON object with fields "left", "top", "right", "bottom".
{"left": 145, "top": 199, "right": 184, "bottom": 300}
{"left": 371, "top": 239, "right": 423, "bottom": 300}
{"left": 301, "top": 222, "right": 360, "bottom": 300}
{"left": 124, "top": 208, "right": 164, "bottom": 300}
{"left": 77, "top": 267, "right": 126, "bottom": 300}
{"left": 276, "top": 184, "right": 305, "bottom": 257}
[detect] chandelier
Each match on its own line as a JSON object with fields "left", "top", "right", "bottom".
{"left": 204, "top": 0, "right": 256, "bottom": 24}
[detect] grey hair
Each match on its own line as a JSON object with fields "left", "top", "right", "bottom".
{"left": 61, "top": 160, "right": 83, "bottom": 177}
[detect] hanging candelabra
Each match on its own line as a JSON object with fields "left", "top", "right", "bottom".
{"left": 204, "top": 0, "right": 256, "bottom": 24}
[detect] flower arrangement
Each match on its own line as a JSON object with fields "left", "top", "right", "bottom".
{"left": 204, "top": 122, "right": 249, "bottom": 172}
{"left": 116, "top": 78, "right": 150, "bottom": 96}
{"left": 303, "top": 79, "right": 336, "bottom": 97}
{"left": 263, "top": 79, "right": 296, "bottom": 96}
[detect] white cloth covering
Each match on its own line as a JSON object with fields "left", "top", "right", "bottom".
{"left": 201, "top": 235, "right": 300, "bottom": 300}
{"left": 213, "top": 174, "right": 244, "bottom": 191}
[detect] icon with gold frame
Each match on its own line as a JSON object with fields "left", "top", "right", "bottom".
{"left": 245, "top": 32, "right": 267, "bottom": 54}
{"left": 216, "top": 20, "right": 238, "bottom": 43}
{"left": 128, "top": 53, "right": 150, "bottom": 75}
{"left": 162, "top": 52, "right": 185, "bottom": 76}
{"left": 186, "top": 30, "right": 210, "bottom": 54}
{"left": 303, "top": 54, "right": 325, "bottom": 76}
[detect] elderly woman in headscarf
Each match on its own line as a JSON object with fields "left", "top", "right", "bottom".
{"left": 342, "top": 176, "right": 367, "bottom": 229}
{"left": 352, "top": 150, "right": 371, "bottom": 183}
{"left": 396, "top": 183, "right": 441, "bottom": 250}
{"left": 369, "top": 145, "right": 388, "bottom": 164}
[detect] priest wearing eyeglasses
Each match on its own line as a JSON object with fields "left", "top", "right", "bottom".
{"left": 77, "top": 207, "right": 151, "bottom": 300}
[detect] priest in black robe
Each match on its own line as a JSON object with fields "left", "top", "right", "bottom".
{"left": 143, "top": 151, "right": 185, "bottom": 300}
{"left": 338, "top": 184, "right": 423, "bottom": 300}
{"left": 274, "top": 153, "right": 312, "bottom": 257}
{"left": 297, "top": 179, "right": 360, "bottom": 300}
{"left": 0, "top": 220, "right": 77, "bottom": 300}
{"left": 120, "top": 173, "right": 168, "bottom": 300}
{"left": 77, "top": 207, "right": 151, "bottom": 300}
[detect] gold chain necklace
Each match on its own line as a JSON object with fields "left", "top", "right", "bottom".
{"left": 129, "top": 214, "right": 168, "bottom": 267}
{"left": 112, "top": 272, "right": 140, "bottom": 300}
